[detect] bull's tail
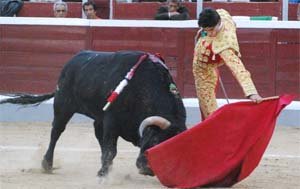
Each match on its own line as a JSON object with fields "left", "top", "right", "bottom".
{"left": 0, "top": 93, "right": 55, "bottom": 106}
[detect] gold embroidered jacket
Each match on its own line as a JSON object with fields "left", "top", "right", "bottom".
{"left": 192, "top": 9, "right": 259, "bottom": 118}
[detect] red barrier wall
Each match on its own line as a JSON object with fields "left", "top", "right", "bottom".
{"left": 0, "top": 24, "right": 299, "bottom": 99}
{"left": 0, "top": 25, "right": 89, "bottom": 92}
{"left": 275, "top": 30, "right": 300, "bottom": 96}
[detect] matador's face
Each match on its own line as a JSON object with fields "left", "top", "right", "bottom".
{"left": 203, "top": 21, "right": 222, "bottom": 37}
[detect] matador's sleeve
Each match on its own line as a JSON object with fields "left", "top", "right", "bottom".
{"left": 219, "top": 49, "right": 258, "bottom": 97}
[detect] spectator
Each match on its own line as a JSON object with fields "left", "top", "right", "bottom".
{"left": 154, "top": 0, "right": 190, "bottom": 20}
{"left": 82, "top": 0, "right": 101, "bottom": 19}
{"left": 53, "top": 1, "right": 68, "bottom": 18}
{"left": 0, "top": 0, "right": 24, "bottom": 17}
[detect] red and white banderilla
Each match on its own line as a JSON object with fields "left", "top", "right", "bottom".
{"left": 102, "top": 54, "right": 148, "bottom": 111}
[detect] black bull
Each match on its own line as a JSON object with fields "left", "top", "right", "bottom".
{"left": 0, "top": 50, "right": 187, "bottom": 176}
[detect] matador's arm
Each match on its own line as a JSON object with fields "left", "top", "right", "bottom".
{"left": 219, "top": 49, "right": 258, "bottom": 97}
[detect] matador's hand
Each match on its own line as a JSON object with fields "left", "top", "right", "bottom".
{"left": 249, "top": 94, "right": 263, "bottom": 103}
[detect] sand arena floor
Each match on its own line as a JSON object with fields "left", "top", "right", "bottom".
{"left": 0, "top": 122, "right": 299, "bottom": 189}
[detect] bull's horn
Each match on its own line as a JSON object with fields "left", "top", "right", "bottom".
{"left": 139, "top": 116, "right": 171, "bottom": 137}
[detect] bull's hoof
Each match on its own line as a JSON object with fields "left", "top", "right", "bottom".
{"left": 139, "top": 168, "right": 154, "bottom": 176}
{"left": 97, "top": 169, "right": 108, "bottom": 177}
{"left": 41, "top": 158, "right": 53, "bottom": 173}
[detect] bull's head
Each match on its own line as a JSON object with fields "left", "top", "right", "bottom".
{"left": 136, "top": 116, "right": 181, "bottom": 176}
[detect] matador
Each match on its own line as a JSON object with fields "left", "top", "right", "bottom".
{"left": 193, "top": 8, "right": 262, "bottom": 119}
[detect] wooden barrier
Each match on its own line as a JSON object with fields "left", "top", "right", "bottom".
{"left": 0, "top": 20, "right": 299, "bottom": 100}
{"left": 0, "top": 24, "right": 89, "bottom": 93}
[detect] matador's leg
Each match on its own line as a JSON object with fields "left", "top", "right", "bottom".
{"left": 193, "top": 64, "right": 219, "bottom": 120}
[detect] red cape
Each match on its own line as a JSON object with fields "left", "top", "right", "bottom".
{"left": 146, "top": 95, "right": 294, "bottom": 188}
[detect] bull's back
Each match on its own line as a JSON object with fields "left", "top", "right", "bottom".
{"left": 57, "top": 50, "right": 146, "bottom": 102}
{"left": 62, "top": 50, "right": 145, "bottom": 76}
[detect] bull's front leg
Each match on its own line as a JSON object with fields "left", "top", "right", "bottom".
{"left": 96, "top": 115, "right": 119, "bottom": 177}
